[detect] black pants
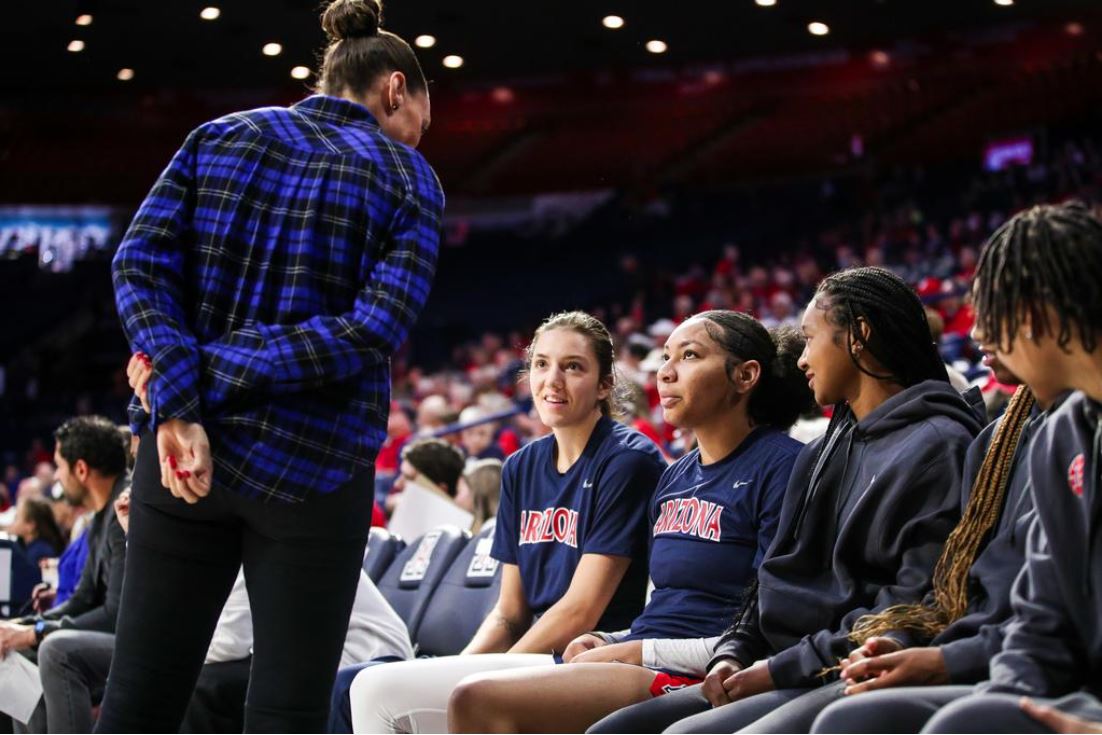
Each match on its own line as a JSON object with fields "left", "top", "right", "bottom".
{"left": 924, "top": 691, "right": 1102, "bottom": 734}
{"left": 589, "top": 684, "right": 712, "bottom": 733}
{"left": 95, "top": 433, "right": 372, "bottom": 733}
{"left": 181, "top": 657, "right": 253, "bottom": 734}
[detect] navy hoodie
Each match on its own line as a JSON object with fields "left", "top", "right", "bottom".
{"left": 984, "top": 392, "right": 1102, "bottom": 698}
{"left": 710, "top": 380, "right": 983, "bottom": 688}
{"left": 928, "top": 401, "right": 1052, "bottom": 683}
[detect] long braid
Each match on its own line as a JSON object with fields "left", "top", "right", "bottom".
{"left": 851, "top": 202, "right": 1102, "bottom": 644}
{"left": 849, "top": 385, "right": 1036, "bottom": 643}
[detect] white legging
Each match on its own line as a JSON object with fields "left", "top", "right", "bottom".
{"left": 349, "top": 653, "right": 554, "bottom": 733}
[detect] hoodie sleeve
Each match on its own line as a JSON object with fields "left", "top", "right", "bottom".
{"left": 940, "top": 618, "right": 1014, "bottom": 684}
{"left": 766, "top": 452, "right": 965, "bottom": 689}
{"left": 893, "top": 421, "right": 1001, "bottom": 658}
{"left": 980, "top": 516, "right": 1086, "bottom": 696}
{"left": 709, "top": 444, "right": 819, "bottom": 671}
{"left": 939, "top": 485, "right": 1036, "bottom": 684}
{"left": 709, "top": 587, "right": 770, "bottom": 670}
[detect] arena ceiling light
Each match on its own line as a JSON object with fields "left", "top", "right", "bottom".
{"left": 646, "top": 39, "right": 668, "bottom": 53}
{"left": 200, "top": 7, "right": 221, "bottom": 21}
{"left": 994, "top": 0, "right": 1013, "bottom": 5}
{"left": 75, "top": 14, "right": 93, "bottom": 26}
{"left": 808, "top": 22, "right": 830, "bottom": 36}
{"left": 262, "top": 42, "right": 283, "bottom": 57}
{"left": 116, "top": 68, "right": 134, "bottom": 81}
{"left": 415, "top": 34, "right": 436, "bottom": 48}
{"left": 67, "top": 40, "right": 85, "bottom": 52}
{"left": 602, "top": 15, "right": 625, "bottom": 29}
{"left": 442, "top": 54, "right": 464, "bottom": 69}
{"left": 291, "top": 66, "right": 311, "bottom": 80}
{"left": 754, "top": 0, "right": 777, "bottom": 7}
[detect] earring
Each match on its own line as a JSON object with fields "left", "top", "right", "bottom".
{"left": 391, "top": 103, "right": 400, "bottom": 111}
{"left": 1024, "top": 328, "right": 1033, "bottom": 340}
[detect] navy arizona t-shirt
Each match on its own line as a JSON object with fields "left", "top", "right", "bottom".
{"left": 491, "top": 415, "right": 666, "bottom": 631}
{"left": 625, "top": 427, "right": 803, "bottom": 641}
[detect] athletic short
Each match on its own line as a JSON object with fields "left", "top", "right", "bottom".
{"left": 648, "top": 671, "right": 703, "bottom": 697}
{"left": 552, "top": 652, "right": 702, "bottom": 699}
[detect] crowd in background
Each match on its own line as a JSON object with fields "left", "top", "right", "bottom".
{"left": 3, "top": 136, "right": 1101, "bottom": 518}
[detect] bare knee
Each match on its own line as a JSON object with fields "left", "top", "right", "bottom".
{"left": 449, "top": 674, "right": 511, "bottom": 734}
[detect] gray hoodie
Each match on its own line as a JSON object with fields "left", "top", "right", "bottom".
{"left": 984, "top": 391, "right": 1102, "bottom": 698}
{"left": 710, "top": 380, "right": 983, "bottom": 688}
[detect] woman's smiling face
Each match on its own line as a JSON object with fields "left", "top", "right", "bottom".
{"left": 529, "top": 328, "right": 608, "bottom": 429}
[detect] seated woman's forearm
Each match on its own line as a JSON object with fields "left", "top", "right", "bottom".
{"left": 509, "top": 601, "right": 605, "bottom": 654}
{"left": 463, "top": 608, "right": 530, "bottom": 654}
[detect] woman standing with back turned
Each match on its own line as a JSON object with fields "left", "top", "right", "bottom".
{"left": 99, "top": 0, "right": 444, "bottom": 731}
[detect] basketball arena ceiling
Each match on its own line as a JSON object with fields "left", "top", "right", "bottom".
{"left": 4, "top": 0, "right": 1100, "bottom": 94}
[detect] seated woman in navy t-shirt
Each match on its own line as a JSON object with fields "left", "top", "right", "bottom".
{"left": 347, "top": 311, "right": 667, "bottom": 733}
{"left": 446, "top": 310, "right": 814, "bottom": 733}
{"left": 588, "top": 267, "right": 983, "bottom": 735}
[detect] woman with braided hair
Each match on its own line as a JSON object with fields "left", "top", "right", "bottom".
{"left": 843, "top": 201, "right": 1102, "bottom": 735}
{"left": 746, "top": 350, "right": 1057, "bottom": 733}
{"left": 590, "top": 266, "right": 983, "bottom": 733}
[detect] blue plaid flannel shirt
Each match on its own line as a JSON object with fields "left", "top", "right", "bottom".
{"left": 113, "top": 95, "right": 444, "bottom": 502}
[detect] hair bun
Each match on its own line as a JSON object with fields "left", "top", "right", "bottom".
{"left": 322, "top": 0, "right": 382, "bottom": 41}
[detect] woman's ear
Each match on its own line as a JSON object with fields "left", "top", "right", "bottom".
{"left": 596, "top": 376, "right": 613, "bottom": 403}
{"left": 849, "top": 318, "right": 873, "bottom": 359}
{"left": 732, "top": 360, "right": 762, "bottom": 394}
{"left": 386, "top": 71, "right": 408, "bottom": 112}
{"left": 857, "top": 318, "right": 872, "bottom": 347}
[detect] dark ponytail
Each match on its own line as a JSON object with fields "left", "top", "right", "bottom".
{"left": 695, "top": 310, "right": 816, "bottom": 430}
{"left": 317, "top": 0, "right": 428, "bottom": 98}
{"left": 758, "top": 325, "right": 818, "bottom": 430}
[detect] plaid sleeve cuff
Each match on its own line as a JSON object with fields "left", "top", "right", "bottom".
{"left": 127, "top": 395, "right": 149, "bottom": 436}
{"left": 147, "top": 342, "right": 202, "bottom": 428}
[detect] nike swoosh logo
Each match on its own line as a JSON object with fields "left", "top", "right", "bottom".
{"left": 583, "top": 480, "right": 593, "bottom": 488}
{"left": 733, "top": 480, "right": 752, "bottom": 489}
